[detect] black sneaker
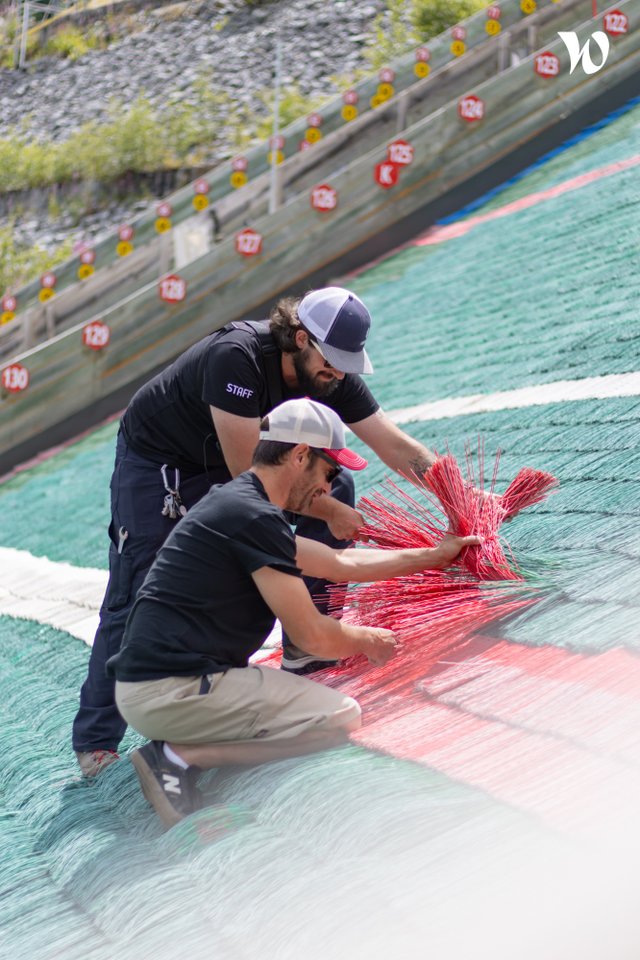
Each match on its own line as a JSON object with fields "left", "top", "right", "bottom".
{"left": 130, "top": 740, "right": 202, "bottom": 828}
{"left": 280, "top": 643, "right": 338, "bottom": 676}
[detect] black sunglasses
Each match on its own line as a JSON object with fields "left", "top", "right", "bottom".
{"left": 307, "top": 335, "right": 341, "bottom": 372}
{"left": 311, "top": 448, "right": 343, "bottom": 483}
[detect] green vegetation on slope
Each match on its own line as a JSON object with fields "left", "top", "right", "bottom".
{"left": 0, "top": 75, "right": 327, "bottom": 196}
{"left": 364, "top": 0, "right": 486, "bottom": 68}
{"left": 0, "top": 223, "right": 73, "bottom": 293}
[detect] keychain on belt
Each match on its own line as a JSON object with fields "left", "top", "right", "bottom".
{"left": 161, "top": 464, "right": 187, "bottom": 520}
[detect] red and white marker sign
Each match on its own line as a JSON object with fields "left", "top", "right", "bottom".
{"left": 415, "top": 47, "right": 431, "bottom": 61}
{"left": 603, "top": 9, "right": 628, "bottom": 33}
{"left": 311, "top": 184, "right": 338, "bottom": 212}
{"left": 374, "top": 162, "right": 399, "bottom": 189}
{"left": 118, "top": 225, "right": 134, "bottom": 242}
{"left": 343, "top": 90, "right": 359, "bottom": 105}
{"left": 235, "top": 228, "right": 263, "bottom": 257}
{"left": 379, "top": 67, "right": 396, "bottom": 83}
{"left": 452, "top": 25, "right": 467, "bottom": 40}
{"left": 2, "top": 295, "right": 17, "bottom": 313}
{"left": 2, "top": 363, "right": 29, "bottom": 393}
{"left": 458, "top": 94, "right": 485, "bottom": 122}
{"left": 157, "top": 201, "right": 173, "bottom": 218}
{"left": 269, "top": 134, "right": 285, "bottom": 150}
{"left": 232, "top": 156, "right": 248, "bottom": 172}
{"left": 534, "top": 52, "right": 560, "bottom": 77}
{"left": 159, "top": 274, "right": 187, "bottom": 304}
{"left": 307, "top": 112, "right": 322, "bottom": 128}
{"left": 194, "top": 179, "right": 210, "bottom": 195}
{"left": 80, "top": 248, "right": 96, "bottom": 265}
{"left": 82, "top": 321, "right": 110, "bottom": 351}
{"left": 487, "top": 5, "right": 501, "bottom": 18}
{"left": 299, "top": 139, "right": 312, "bottom": 152}
{"left": 388, "top": 139, "right": 414, "bottom": 166}
{"left": 41, "top": 272, "right": 57, "bottom": 289}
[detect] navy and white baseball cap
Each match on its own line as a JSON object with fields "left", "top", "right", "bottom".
{"left": 298, "top": 287, "right": 374, "bottom": 375}
{"left": 259, "top": 398, "right": 368, "bottom": 470}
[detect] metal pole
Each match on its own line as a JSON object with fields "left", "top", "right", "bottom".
{"left": 13, "top": 0, "right": 23, "bottom": 68}
{"left": 18, "top": 0, "right": 29, "bottom": 69}
{"left": 268, "top": 28, "right": 282, "bottom": 215}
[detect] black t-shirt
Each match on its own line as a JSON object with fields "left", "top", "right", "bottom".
{"left": 107, "top": 472, "right": 301, "bottom": 681}
{"left": 120, "top": 321, "right": 379, "bottom": 474}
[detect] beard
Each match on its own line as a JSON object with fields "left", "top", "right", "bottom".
{"left": 292, "top": 348, "right": 340, "bottom": 399}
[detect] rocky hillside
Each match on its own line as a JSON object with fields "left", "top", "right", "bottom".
{"left": 2, "top": 0, "right": 384, "bottom": 143}
{"left": 1, "top": 0, "right": 387, "bottom": 269}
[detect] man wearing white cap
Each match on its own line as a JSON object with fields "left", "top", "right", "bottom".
{"left": 109, "top": 398, "right": 478, "bottom": 827}
{"left": 73, "top": 286, "right": 446, "bottom": 776}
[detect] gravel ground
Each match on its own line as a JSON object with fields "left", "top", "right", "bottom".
{"left": 2, "top": 0, "right": 386, "bottom": 259}
{"left": 2, "top": 0, "right": 384, "bottom": 141}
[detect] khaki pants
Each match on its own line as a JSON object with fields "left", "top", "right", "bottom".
{"left": 115, "top": 665, "right": 361, "bottom": 744}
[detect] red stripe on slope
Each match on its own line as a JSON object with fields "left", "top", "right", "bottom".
{"left": 416, "top": 155, "right": 640, "bottom": 247}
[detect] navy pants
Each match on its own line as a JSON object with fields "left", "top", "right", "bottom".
{"left": 72, "top": 432, "right": 355, "bottom": 752}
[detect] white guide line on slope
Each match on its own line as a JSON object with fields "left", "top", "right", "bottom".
{"left": 0, "top": 547, "right": 106, "bottom": 644}
{"left": 2, "top": 371, "right": 640, "bottom": 645}
{"left": 0, "top": 546, "right": 283, "bottom": 652}
{"left": 387, "top": 372, "right": 640, "bottom": 425}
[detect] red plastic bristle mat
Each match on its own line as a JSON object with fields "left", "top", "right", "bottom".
{"left": 358, "top": 445, "right": 558, "bottom": 583}
{"left": 349, "top": 639, "right": 640, "bottom": 835}
{"left": 302, "top": 448, "right": 640, "bottom": 834}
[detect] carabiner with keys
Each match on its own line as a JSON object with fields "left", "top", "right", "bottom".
{"left": 160, "top": 464, "right": 188, "bottom": 520}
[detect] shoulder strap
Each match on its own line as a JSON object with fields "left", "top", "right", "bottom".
{"left": 231, "top": 319, "right": 283, "bottom": 410}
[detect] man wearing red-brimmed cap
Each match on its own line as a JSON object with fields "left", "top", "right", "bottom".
{"left": 73, "top": 286, "right": 452, "bottom": 777}
{"left": 108, "top": 398, "right": 478, "bottom": 828}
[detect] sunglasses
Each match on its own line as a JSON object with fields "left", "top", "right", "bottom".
{"left": 308, "top": 337, "right": 340, "bottom": 372}
{"left": 311, "top": 448, "right": 343, "bottom": 483}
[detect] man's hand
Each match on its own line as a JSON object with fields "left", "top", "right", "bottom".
{"left": 309, "top": 496, "right": 365, "bottom": 541}
{"left": 431, "top": 533, "right": 482, "bottom": 569}
{"left": 360, "top": 627, "right": 397, "bottom": 666}
{"left": 253, "top": 565, "right": 397, "bottom": 664}
{"left": 328, "top": 503, "right": 365, "bottom": 541}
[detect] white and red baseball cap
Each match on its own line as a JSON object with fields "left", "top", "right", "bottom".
{"left": 259, "top": 398, "right": 368, "bottom": 470}
{"left": 298, "top": 286, "right": 374, "bottom": 375}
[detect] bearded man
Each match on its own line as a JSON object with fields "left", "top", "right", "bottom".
{"left": 73, "top": 286, "right": 445, "bottom": 775}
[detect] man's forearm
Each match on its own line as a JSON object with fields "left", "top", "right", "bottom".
{"left": 296, "top": 496, "right": 364, "bottom": 543}
{"left": 296, "top": 533, "right": 477, "bottom": 582}
{"left": 301, "top": 494, "right": 336, "bottom": 521}
{"left": 371, "top": 428, "right": 436, "bottom": 482}
{"left": 405, "top": 447, "right": 436, "bottom": 479}
{"left": 391, "top": 438, "right": 436, "bottom": 482}
{"left": 350, "top": 410, "right": 436, "bottom": 485}
{"left": 335, "top": 545, "right": 442, "bottom": 581}
{"left": 295, "top": 612, "right": 395, "bottom": 665}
